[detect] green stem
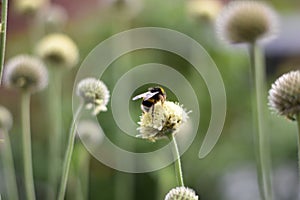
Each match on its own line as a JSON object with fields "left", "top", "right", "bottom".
{"left": 0, "top": 0, "right": 8, "bottom": 84}
{"left": 21, "top": 92, "right": 36, "bottom": 200}
{"left": 75, "top": 146, "right": 90, "bottom": 200}
{"left": 296, "top": 114, "right": 300, "bottom": 181}
{"left": 249, "top": 42, "right": 272, "bottom": 200}
{"left": 47, "top": 68, "right": 63, "bottom": 200}
{"left": 58, "top": 103, "right": 84, "bottom": 200}
{"left": 169, "top": 134, "right": 184, "bottom": 187}
{"left": 2, "top": 128, "right": 19, "bottom": 200}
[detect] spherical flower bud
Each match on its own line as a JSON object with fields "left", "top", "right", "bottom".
{"left": 42, "top": 4, "right": 68, "bottom": 32}
{"left": 187, "top": 0, "right": 222, "bottom": 22}
{"left": 165, "top": 186, "right": 198, "bottom": 200}
{"left": 0, "top": 106, "right": 13, "bottom": 131}
{"left": 35, "top": 33, "right": 79, "bottom": 68}
{"left": 76, "top": 78, "right": 110, "bottom": 115}
{"left": 137, "top": 101, "right": 189, "bottom": 142}
{"left": 268, "top": 70, "right": 300, "bottom": 120}
{"left": 77, "top": 120, "right": 104, "bottom": 148}
{"left": 3, "top": 54, "right": 48, "bottom": 93}
{"left": 216, "top": 1, "right": 278, "bottom": 44}
{"left": 14, "top": 0, "right": 47, "bottom": 16}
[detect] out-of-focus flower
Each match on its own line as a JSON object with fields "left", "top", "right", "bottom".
{"left": 76, "top": 78, "right": 110, "bottom": 115}
{"left": 35, "top": 33, "right": 79, "bottom": 68}
{"left": 14, "top": 0, "right": 48, "bottom": 16}
{"left": 3, "top": 55, "right": 48, "bottom": 93}
{"left": 137, "top": 101, "right": 189, "bottom": 142}
{"left": 0, "top": 106, "right": 13, "bottom": 131}
{"left": 103, "top": 0, "right": 143, "bottom": 20}
{"left": 77, "top": 120, "right": 104, "bottom": 148}
{"left": 41, "top": 4, "right": 68, "bottom": 32}
{"left": 187, "top": 0, "right": 222, "bottom": 22}
{"left": 268, "top": 70, "right": 300, "bottom": 120}
{"left": 216, "top": 1, "right": 278, "bottom": 44}
{"left": 165, "top": 186, "right": 198, "bottom": 200}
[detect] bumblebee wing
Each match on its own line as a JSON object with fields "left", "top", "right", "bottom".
{"left": 132, "top": 91, "right": 159, "bottom": 101}
{"left": 143, "top": 91, "right": 159, "bottom": 100}
{"left": 132, "top": 91, "right": 151, "bottom": 100}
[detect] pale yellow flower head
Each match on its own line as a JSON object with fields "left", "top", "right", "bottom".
{"left": 35, "top": 33, "right": 79, "bottom": 68}
{"left": 14, "top": 0, "right": 48, "bottom": 16}
{"left": 165, "top": 186, "right": 198, "bottom": 200}
{"left": 137, "top": 101, "right": 189, "bottom": 142}
{"left": 187, "top": 0, "right": 222, "bottom": 22}
{"left": 268, "top": 70, "right": 300, "bottom": 120}
{"left": 76, "top": 78, "right": 110, "bottom": 115}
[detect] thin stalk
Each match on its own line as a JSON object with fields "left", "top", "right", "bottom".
{"left": 21, "top": 92, "right": 36, "bottom": 200}
{"left": 57, "top": 103, "right": 84, "bottom": 200}
{"left": 249, "top": 42, "right": 272, "bottom": 200}
{"left": 2, "top": 128, "right": 19, "bottom": 200}
{"left": 169, "top": 134, "right": 184, "bottom": 186}
{"left": 47, "top": 68, "right": 63, "bottom": 200}
{"left": 75, "top": 146, "right": 90, "bottom": 200}
{"left": 296, "top": 114, "right": 300, "bottom": 181}
{"left": 0, "top": 0, "right": 8, "bottom": 84}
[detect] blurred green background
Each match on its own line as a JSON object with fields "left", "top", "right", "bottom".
{"left": 1, "top": 0, "right": 300, "bottom": 199}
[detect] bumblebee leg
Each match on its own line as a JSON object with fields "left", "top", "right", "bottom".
{"left": 151, "top": 106, "right": 155, "bottom": 122}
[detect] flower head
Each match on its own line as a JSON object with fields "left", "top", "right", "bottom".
{"left": 77, "top": 120, "right": 104, "bottom": 148}
{"left": 165, "top": 186, "right": 198, "bottom": 200}
{"left": 3, "top": 55, "right": 48, "bottom": 93}
{"left": 107, "top": 0, "right": 143, "bottom": 20}
{"left": 187, "top": 0, "right": 222, "bottom": 22}
{"left": 0, "top": 106, "right": 13, "bottom": 131}
{"left": 35, "top": 33, "right": 79, "bottom": 68}
{"left": 14, "top": 0, "right": 47, "bottom": 16}
{"left": 137, "top": 101, "right": 189, "bottom": 142}
{"left": 268, "top": 70, "right": 300, "bottom": 120}
{"left": 42, "top": 4, "right": 68, "bottom": 32}
{"left": 76, "top": 78, "right": 110, "bottom": 115}
{"left": 216, "top": 1, "right": 278, "bottom": 44}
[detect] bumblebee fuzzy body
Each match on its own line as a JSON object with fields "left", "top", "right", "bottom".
{"left": 132, "top": 86, "right": 167, "bottom": 113}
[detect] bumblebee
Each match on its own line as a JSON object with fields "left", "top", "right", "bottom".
{"left": 132, "top": 86, "right": 167, "bottom": 113}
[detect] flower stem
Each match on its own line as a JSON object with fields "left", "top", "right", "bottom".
{"left": 169, "top": 134, "right": 184, "bottom": 187}
{"left": 21, "top": 92, "right": 36, "bottom": 200}
{"left": 249, "top": 42, "right": 273, "bottom": 200}
{"left": 58, "top": 103, "right": 84, "bottom": 200}
{"left": 47, "top": 68, "right": 63, "bottom": 200}
{"left": 0, "top": 0, "right": 8, "bottom": 84}
{"left": 75, "top": 144, "right": 90, "bottom": 200}
{"left": 296, "top": 114, "right": 300, "bottom": 181}
{"left": 1, "top": 128, "right": 19, "bottom": 200}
